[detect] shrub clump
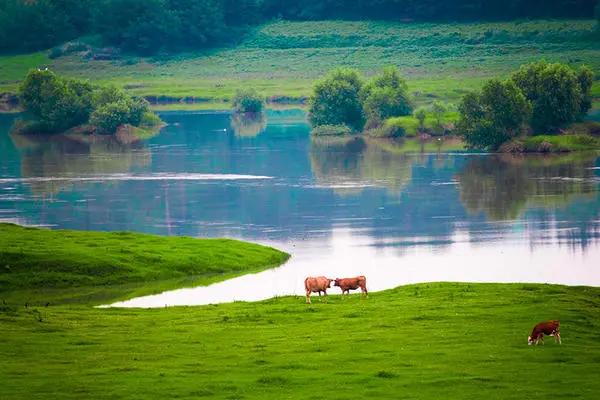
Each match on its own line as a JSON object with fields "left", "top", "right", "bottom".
{"left": 457, "top": 61, "right": 594, "bottom": 150}
{"left": 511, "top": 61, "right": 593, "bottom": 132}
{"left": 456, "top": 79, "right": 531, "bottom": 150}
{"left": 311, "top": 124, "right": 353, "bottom": 136}
{"left": 19, "top": 69, "right": 159, "bottom": 134}
{"left": 232, "top": 89, "right": 265, "bottom": 113}
{"left": 361, "top": 66, "right": 413, "bottom": 123}
{"left": 309, "top": 68, "right": 365, "bottom": 132}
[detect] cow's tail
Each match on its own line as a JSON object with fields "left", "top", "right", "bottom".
{"left": 304, "top": 277, "right": 309, "bottom": 291}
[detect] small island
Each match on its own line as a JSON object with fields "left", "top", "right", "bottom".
{"left": 14, "top": 69, "right": 162, "bottom": 140}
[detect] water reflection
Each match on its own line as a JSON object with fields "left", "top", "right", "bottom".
{"left": 456, "top": 153, "right": 598, "bottom": 221}
{"left": 310, "top": 136, "right": 414, "bottom": 194}
{"left": 230, "top": 112, "right": 266, "bottom": 137}
{"left": 10, "top": 131, "right": 151, "bottom": 197}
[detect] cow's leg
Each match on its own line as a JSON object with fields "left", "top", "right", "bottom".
{"left": 306, "top": 291, "right": 311, "bottom": 304}
{"left": 361, "top": 285, "right": 368, "bottom": 297}
{"left": 556, "top": 332, "right": 561, "bottom": 344}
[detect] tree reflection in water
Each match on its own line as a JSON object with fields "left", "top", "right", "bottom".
{"left": 10, "top": 131, "right": 152, "bottom": 197}
{"left": 456, "top": 153, "right": 598, "bottom": 221}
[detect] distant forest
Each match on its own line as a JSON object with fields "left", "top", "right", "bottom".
{"left": 0, "top": 0, "right": 598, "bottom": 54}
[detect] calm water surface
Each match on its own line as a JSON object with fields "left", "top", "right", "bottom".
{"left": 1, "top": 110, "right": 599, "bottom": 307}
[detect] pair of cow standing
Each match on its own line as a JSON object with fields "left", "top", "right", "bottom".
{"left": 304, "top": 275, "right": 367, "bottom": 304}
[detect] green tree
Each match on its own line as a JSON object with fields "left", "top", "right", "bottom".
{"left": 431, "top": 101, "right": 446, "bottom": 127}
{"left": 361, "top": 66, "right": 413, "bottom": 122}
{"left": 19, "top": 70, "right": 94, "bottom": 132}
{"left": 511, "top": 61, "right": 592, "bottom": 132}
{"left": 308, "top": 68, "right": 365, "bottom": 131}
{"left": 90, "top": 101, "right": 133, "bottom": 133}
{"left": 232, "top": 88, "right": 264, "bottom": 113}
{"left": 414, "top": 108, "right": 427, "bottom": 130}
{"left": 457, "top": 79, "right": 531, "bottom": 150}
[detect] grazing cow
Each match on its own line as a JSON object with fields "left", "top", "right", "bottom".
{"left": 304, "top": 276, "right": 333, "bottom": 304}
{"left": 334, "top": 276, "right": 368, "bottom": 296}
{"left": 528, "top": 320, "right": 561, "bottom": 345}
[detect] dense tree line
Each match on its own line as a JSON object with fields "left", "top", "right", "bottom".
{"left": 261, "top": 0, "right": 598, "bottom": 21}
{"left": 0, "top": 0, "right": 597, "bottom": 54}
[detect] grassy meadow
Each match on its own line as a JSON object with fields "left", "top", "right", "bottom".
{"left": 1, "top": 283, "right": 600, "bottom": 399}
{"left": 1, "top": 20, "right": 598, "bottom": 108}
{"left": 0, "top": 223, "right": 289, "bottom": 305}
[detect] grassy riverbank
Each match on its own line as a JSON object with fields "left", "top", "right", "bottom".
{"left": 1, "top": 20, "right": 598, "bottom": 108}
{"left": 0, "top": 224, "right": 289, "bottom": 304}
{"left": 1, "top": 283, "right": 599, "bottom": 399}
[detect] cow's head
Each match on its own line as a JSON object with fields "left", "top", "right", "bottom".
{"left": 527, "top": 335, "right": 533, "bottom": 345}
{"left": 327, "top": 278, "right": 334, "bottom": 288}
{"left": 333, "top": 278, "right": 340, "bottom": 287}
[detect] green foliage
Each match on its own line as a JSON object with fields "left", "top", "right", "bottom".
{"left": 511, "top": 61, "right": 593, "bottom": 132}
{"left": 90, "top": 101, "right": 134, "bottom": 133}
{"left": 414, "top": 108, "right": 427, "bottom": 129}
{"left": 361, "top": 66, "right": 413, "bottom": 121}
{"left": 232, "top": 88, "right": 264, "bottom": 113}
{"left": 365, "top": 120, "right": 406, "bottom": 138}
{"left": 311, "top": 124, "right": 353, "bottom": 136}
{"left": 309, "top": 68, "right": 365, "bottom": 131}
{"left": 90, "top": 92, "right": 150, "bottom": 133}
{"left": 457, "top": 79, "right": 530, "bottom": 150}
{"left": 0, "top": 223, "right": 289, "bottom": 292}
{"left": 431, "top": 101, "right": 447, "bottom": 126}
{"left": 19, "top": 70, "right": 155, "bottom": 134}
{"left": 261, "top": 0, "right": 597, "bottom": 21}
{"left": 19, "top": 69, "right": 94, "bottom": 132}
{"left": 518, "top": 134, "right": 600, "bottom": 152}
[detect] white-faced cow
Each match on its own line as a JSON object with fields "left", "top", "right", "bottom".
{"left": 528, "top": 320, "right": 561, "bottom": 345}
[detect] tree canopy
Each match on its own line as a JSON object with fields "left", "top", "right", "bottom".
{"left": 457, "top": 79, "right": 530, "bottom": 150}
{"left": 0, "top": 0, "right": 596, "bottom": 54}
{"left": 361, "top": 66, "right": 413, "bottom": 123}
{"left": 511, "top": 61, "right": 594, "bottom": 132}
{"left": 308, "top": 68, "right": 365, "bottom": 131}
{"left": 19, "top": 70, "right": 156, "bottom": 134}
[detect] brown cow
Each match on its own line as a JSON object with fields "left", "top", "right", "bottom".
{"left": 334, "top": 276, "right": 368, "bottom": 296}
{"left": 528, "top": 320, "right": 561, "bottom": 345}
{"left": 304, "top": 276, "right": 333, "bottom": 304}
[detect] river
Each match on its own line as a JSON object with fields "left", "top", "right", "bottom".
{"left": 1, "top": 110, "right": 599, "bottom": 307}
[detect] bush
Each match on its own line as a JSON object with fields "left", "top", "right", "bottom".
{"left": 19, "top": 69, "right": 94, "bottom": 132}
{"left": 311, "top": 124, "right": 352, "bottom": 136}
{"left": 457, "top": 79, "right": 530, "bottom": 150}
{"left": 140, "top": 111, "right": 162, "bottom": 127}
{"left": 365, "top": 121, "right": 406, "bottom": 138}
{"left": 232, "top": 89, "right": 264, "bottom": 113}
{"left": 308, "top": 68, "right": 365, "bottom": 131}
{"left": 361, "top": 66, "right": 413, "bottom": 121}
{"left": 89, "top": 100, "right": 134, "bottom": 133}
{"left": 414, "top": 108, "right": 427, "bottom": 130}
{"left": 18, "top": 70, "right": 157, "bottom": 134}
{"left": 511, "top": 61, "right": 593, "bottom": 132}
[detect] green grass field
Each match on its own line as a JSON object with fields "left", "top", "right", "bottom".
{"left": 1, "top": 20, "right": 598, "bottom": 108}
{"left": 1, "top": 225, "right": 599, "bottom": 398}
{"left": 1, "top": 283, "right": 599, "bottom": 399}
{"left": 0, "top": 224, "right": 289, "bottom": 304}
